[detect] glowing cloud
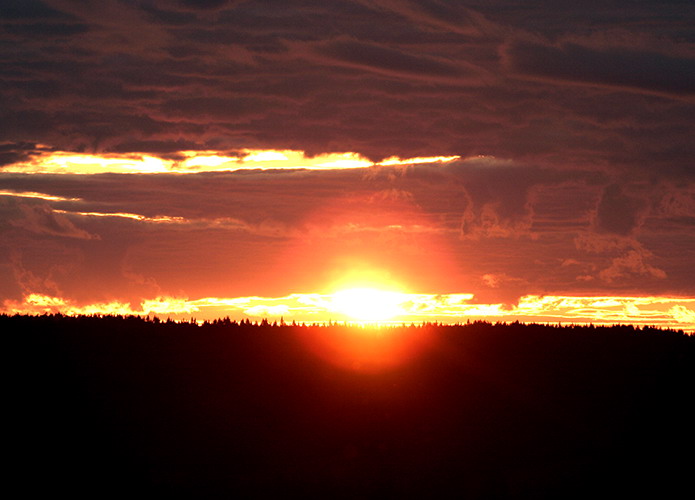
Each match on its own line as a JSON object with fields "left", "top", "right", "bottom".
{"left": 3, "top": 294, "right": 197, "bottom": 317}
{"left": 175, "top": 150, "right": 373, "bottom": 171}
{"left": 3, "top": 153, "right": 170, "bottom": 174}
{"left": 378, "top": 155, "right": 460, "bottom": 166}
{"left": 54, "top": 209, "right": 186, "bottom": 223}
{"left": 2, "top": 150, "right": 463, "bottom": 175}
{"left": 0, "top": 190, "right": 83, "bottom": 202}
{"left": 5, "top": 293, "right": 694, "bottom": 332}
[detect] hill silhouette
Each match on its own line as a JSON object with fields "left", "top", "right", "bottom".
{"left": 6, "top": 315, "right": 693, "bottom": 498}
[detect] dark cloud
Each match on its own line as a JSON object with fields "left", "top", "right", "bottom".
{"left": 179, "top": 0, "right": 242, "bottom": 10}
{"left": 0, "top": 143, "right": 39, "bottom": 167}
{"left": 158, "top": 96, "right": 269, "bottom": 122}
{"left": 1, "top": 0, "right": 89, "bottom": 37}
{"left": 595, "top": 184, "right": 646, "bottom": 236}
{"left": 353, "top": 0, "right": 482, "bottom": 36}
{"left": 505, "top": 41, "right": 695, "bottom": 97}
{"left": 312, "top": 38, "right": 481, "bottom": 82}
{"left": 106, "top": 139, "right": 208, "bottom": 154}
{"left": 0, "top": 0, "right": 691, "bottom": 169}
{"left": 3, "top": 21, "right": 89, "bottom": 36}
{"left": 0, "top": 1, "right": 693, "bottom": 305}
{"left": 12, "top": 204, "right": 98, "bottom": 240}
{"left": 0, "top": 0, "right": 74, "bottom": 20}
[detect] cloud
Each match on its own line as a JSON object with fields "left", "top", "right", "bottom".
{"left": 12, "top": 204, "right": 99, "bottom": 240}
{"left": 0, "top": 0, "right": 691, "bottom": 173}
{"left": 352, "top": 0, "right": 483, "bottom": 36}
{"left": 0, "top": 0, "right": 89, "bottom": 37}
{"left": 670, "top": 304, "right": 695, "bottom": 324}
{"left": 0, "top": 189, "right": 82, "bottom": 202}
{"left": 308, "top": 38, "right": 484, "bottom": 84}
{"left": 655, "top": 186, "right": 695, "bottom": 220}
{"left": 4, "top": 291, "right": 695, "bottom": 331}
{"left": 9, "top": 252, "right": 63, "bottom": 297}
{"left": 480, "top": 273, "right": 525, "bottom": 289}
{"left": 504, "top": 41, "right": 695, "bottom": 98}
{"left": 598, "top": 249, "right": 667, "bottom": 284}
{"left": 177, "top": 0, "right": 246, "bottom": 11}
{"left": 1, "top": 0, "right": 71, "bottom": 20}
{"left": 0, "top": 130, "right": 693, "bottom": 307}
{"left": 1, "top": 293, "right": 197, "bottom": 316}
{"left": 594, "top": 184, "right": 646, "bottom": 236}
{"left": 1, "top": 148, "right": 463, "bottom": 174}
{"left": 0, "top": 142, "right": 50, "bottom": 168}
{"left": 444, "top": 158, "right": 561, "bottom": 239}
{"left": 573, "top": 232, "right": 667, "bottom": 285}
{"left": 53, "top": 209, "right": 186, "bottom": 224}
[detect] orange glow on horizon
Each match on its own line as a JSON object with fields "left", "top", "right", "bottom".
{"left": 278, "top": 181, "right": 465, "bottom": 296}
{"left": 294, "top": 322, "right": 435, "bottom": 373}
{"left": 330, "top": 287, "right": 409, "bottom": 322}
{"left": 8, "top": 291, "right": 693, "bottom": 374}
{"left": 3, "top": 292, "right": 695, "bottom": 332}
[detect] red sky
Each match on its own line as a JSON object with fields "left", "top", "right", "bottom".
{"left": 1, "top": 1, "right": 694, "bottom": 328}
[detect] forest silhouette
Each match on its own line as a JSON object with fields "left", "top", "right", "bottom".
{"left": 6, "top": 314, "right": 693, "bottom": 498}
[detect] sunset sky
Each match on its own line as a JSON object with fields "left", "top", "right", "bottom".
{"left": 1, "top": 0, "right": 694, "bottom": 329}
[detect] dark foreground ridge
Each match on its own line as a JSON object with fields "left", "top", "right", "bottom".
{"left": 6, "top": 315, "right": 694, "bottom": 499}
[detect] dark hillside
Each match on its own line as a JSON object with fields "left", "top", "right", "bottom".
{"left": 5, "top": 316, "right": 693, "bottom": 498}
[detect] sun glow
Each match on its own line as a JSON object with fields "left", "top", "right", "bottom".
{"left": 3, "top": 292, "right": 695, "bottom": 331}
{"left": 330, "top": 287, "right": 408, "bottom": 322}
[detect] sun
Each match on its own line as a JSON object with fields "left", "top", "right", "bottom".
{"left": 330, "top": 287, "right": 408, "bottom": 322}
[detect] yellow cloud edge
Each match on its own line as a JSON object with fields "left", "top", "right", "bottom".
{"left": 2, "top": 150, "right": 461, "bottom": 175}
{"left": 3, "top": 292, "right": 694, "bottom": 332}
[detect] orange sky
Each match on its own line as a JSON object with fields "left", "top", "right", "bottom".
{"left": 1, "top": 151, "right": 694, "bottom": 331}
{"left": 1, "top": 1, "right": 693, "bottom": 331}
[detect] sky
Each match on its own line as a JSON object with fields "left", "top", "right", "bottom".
{"left": 1, "top": 0, "right": 694, "bottom": 329}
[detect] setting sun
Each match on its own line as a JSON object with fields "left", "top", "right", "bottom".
{"left": 330, "top": 287, "right": 408, "bottom": 322}
{"left": 3, "top": 1, "right": 694, "bottom": 496}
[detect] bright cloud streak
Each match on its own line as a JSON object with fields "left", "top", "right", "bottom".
{"left": 3, "top": 153, "right": 171, "bottom": 174}
{"left": 53, "top": 209, "right": 186, "bottom": 223}
{"left": 4, "top": 293, "right": 694, "bottom": 332}
{"left": 0, "top": 190, "right": 83, "bottom": 202}
{"left": 378, "top": 155, "right": 461, "bottom": 166}
{"left": 3, "top": 150, "right": 462, "bottom": 175}
{"left": 51, "top": 208, "right": 282, "bottom": 235}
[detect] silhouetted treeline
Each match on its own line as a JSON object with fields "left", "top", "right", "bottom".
{"left": 6, "top": 314, "right": 693, "bottom": 499}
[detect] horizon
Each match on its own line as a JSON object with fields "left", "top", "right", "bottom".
{"left": 4, "top": 307, "right": 694, "bottom": 335}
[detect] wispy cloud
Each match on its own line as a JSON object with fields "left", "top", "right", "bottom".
{"left": 54, "top": 209, "right": 186, "bottom": 223}
{"left": 12, "top": 204, "right": 99, "bottom": 239}
{"left": 0, "top": 189, "right": 82, "bottom": 202}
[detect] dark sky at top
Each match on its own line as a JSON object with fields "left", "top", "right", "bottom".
{"left": 2, "top": 0, "right": 693, "bottom": 166}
